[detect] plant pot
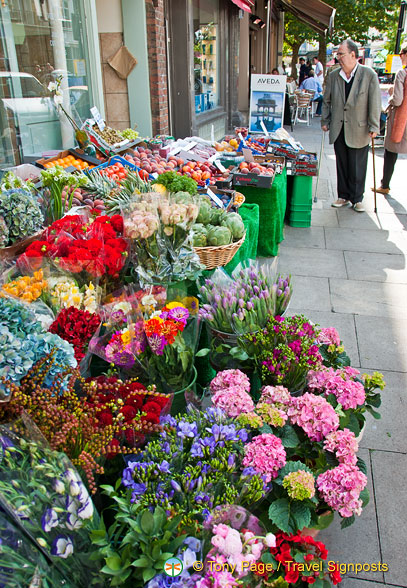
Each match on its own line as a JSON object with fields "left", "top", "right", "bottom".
{"left": 169, "top": 366, "right": 198, "bottom": 415}
{"left": 300, "top": 510, "right": 334, "bottom": 539}
{"left": 355, "top": 421, "right": 366, "bottom": 444}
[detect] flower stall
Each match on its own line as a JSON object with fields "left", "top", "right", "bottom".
{"left": 0, "top": 125, "right": 385, "bottom": 588}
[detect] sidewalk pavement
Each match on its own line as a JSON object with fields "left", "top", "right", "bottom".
{"left": 278, "top": 116, "right": 407, "bottom": 588}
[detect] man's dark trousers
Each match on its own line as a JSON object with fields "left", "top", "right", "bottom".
{"left": 334, "top": 125, "right": 369, "bottom": 204}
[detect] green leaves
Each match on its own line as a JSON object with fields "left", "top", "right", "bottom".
{"left": 277, "top": 460, "right": 314, "bottom": 482}
{"left": 268, "top": 498, "right": 311, "bottom": 533}
{"left": 139, "top": 511, "right": 155, "bottom": 535}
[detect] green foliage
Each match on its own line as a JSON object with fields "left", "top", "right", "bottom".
{"left": 91, "top": 500, "right": 185, "bottom": 587}
{"left": 152, "top": 171, "right": 198, "bottom": 195}
{"left": 268, "top": 498, "right": 311, "bottom": 533}
{"left": 40, "top": 166, "right": 88, "bottom": 222}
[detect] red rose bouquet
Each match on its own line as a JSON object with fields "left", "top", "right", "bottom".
{"left": 48, "top": 306, "right": 101, "bottom": 363}
{"left": 18, "top": 214, "right": 128, "bottom": 282}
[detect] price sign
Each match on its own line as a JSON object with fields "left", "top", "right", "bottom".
{"left": 90, "top": 106, "right": 105, "bottom": 131}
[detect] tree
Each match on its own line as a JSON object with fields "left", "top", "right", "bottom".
{"left": 284, "top": 12, "right": 316, "bottom": 79}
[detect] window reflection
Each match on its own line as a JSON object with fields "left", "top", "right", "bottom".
{"left": 193, "top": 0, "right": 220, "bottom": 114}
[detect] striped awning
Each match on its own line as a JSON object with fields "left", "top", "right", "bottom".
{"left": 230, "top": 0, "right": 254, "bottom": 13}
{"left": 278, "top": 0, "right": 335, "bottom": 35}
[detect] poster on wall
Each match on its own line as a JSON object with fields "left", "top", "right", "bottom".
{"left": 384, "top": 54, "right": 402, "bottom": 74}
{"left": 249, "top": 74, "right": 286, "bottom": 133}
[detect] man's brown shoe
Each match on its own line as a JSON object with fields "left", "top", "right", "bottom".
{"left": 371, "top": 186, "right": 390, "bottom": 195}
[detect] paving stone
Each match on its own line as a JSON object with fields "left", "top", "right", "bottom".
{"left": 371, "top": 451, "right": 407, "bottom": 587}
{"left": 284, "top": 275, "right": 331, "bottom": 312}
{"left": 320, "top": 449, "right": 384, "bottom": 583}
{"left": 355, "top": 315, "right": 407, "bottom": 372}
{"left": 337, "top": 210, "right": 406, "bottom": 232}
{"left": 330, "top": 278, "right": 407, "bottom": 319}
{"left": 325, "top": 227, "right": 407, "bottom": 255}
{"left": 278, "top": 247, "right": 347, "bottom": 278}
{"left": 344, "top": 251, "right": 407, "bottom": 284}
{"left": 361, "top": 370, "right": 407, "bottom": 453}
{"left": 338, "top": 580, "right": 397, "bottom": 588}
{"left": 286, "top": 309, "right": 360, "bottom": 367}
{"left": 311, "top": 209, "right": 339, "bottom": 227}
{"left": 281, "top": 226, "right": 325, "bottom": 249}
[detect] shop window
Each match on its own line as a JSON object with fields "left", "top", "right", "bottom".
{"left": 192, "top": 0, "right": 220, "bottom": 115}
{"left": 0, "top": 0, "right": 94, "bottom": 167}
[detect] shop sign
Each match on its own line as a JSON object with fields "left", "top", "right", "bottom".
{"left": 249, "top": 74, "right": 286, "bottom": 134}
{"left": 384, "top": 54, "right": 403, "bottom": 73}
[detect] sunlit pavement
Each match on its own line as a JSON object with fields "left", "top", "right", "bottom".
{"left": 278, "top": 116, "right": 407, "bottom": 588}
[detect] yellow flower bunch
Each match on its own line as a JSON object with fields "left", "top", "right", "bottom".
{"left": 1, "top": 270, "right": 47, "bottom": 303}
{"left": 49, "top": 279, "right": 100, "bottom": 313}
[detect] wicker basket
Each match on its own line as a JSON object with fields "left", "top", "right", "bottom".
{"left": 234, "top": 192, "right": 245, "bottom": 208}
{"left": 194, "top": 232, "right": 246, "bottom": 270}
{"left": 0, "top": 232, "right": 41, "bottom": 262}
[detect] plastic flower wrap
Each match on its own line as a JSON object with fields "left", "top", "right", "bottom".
{"left": 201, "top": 505, "right": 275, "bottom": 582}
{"left": 0, "top": 505, "right": 67, "bottom": 587}
{"left": 0, "top": 415, "right": 101, "bottom": 585}
{"left": 0, "top": 296, "right": 76, "bottom": 398}
{"left": 48, "top": 307, "right": 101, "bottom": 364}
{"left": 88, "top": 288, "right": 143, "bottom": 370}
{"left": 18, "top": 213, "right": 129, "bottom": 285}
{"left": 0, "top": 268, "right": 47, "bottom": 303}
{"left": 123, "top": 192, "right": 203, "bottom": 286}
{"left": 139, "top": 299, "right": 200, "bottom": 392}
{"left": 199, "top": 259, "right": 281, "bottom": 336}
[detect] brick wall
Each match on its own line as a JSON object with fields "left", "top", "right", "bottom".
{"left": 145, "top": 0, "right": 169, "bottom": 135}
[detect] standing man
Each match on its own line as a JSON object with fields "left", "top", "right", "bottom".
{"left": 321, "top": 39, "right": 381, "bottom": 212}
{"left": 298, "top": 58, "right": 308, "bottom": 85}
{"left": 313, "top": 56, "right": 324, "bottom": 83}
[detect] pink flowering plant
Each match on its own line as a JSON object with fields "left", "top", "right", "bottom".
{"left": 243, "top": 315, "right": 323, "bottom": 392}
{"left": 307, "top": 367, "right": 385, "bottom": 437}
{"left": 209, "top": 381, "right": 370, "bottom": 533}
{"left": 316, "top": 326, "right": 351, "bottom": 369}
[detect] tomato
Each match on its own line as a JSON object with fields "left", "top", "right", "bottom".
{"left": 111, "top": 165, "right": 119, "bottom": 173}
{"left": 118, "top": 172, "right": 126, "bottom": 179}
{"left": 111, "top": 174, "right": 119, "bottom": 181}
{"left": 138, "top": 169, "right": 149, "bottom": 181}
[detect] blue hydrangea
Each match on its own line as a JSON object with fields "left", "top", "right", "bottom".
{"left": 28, "top": 332, "right": 77, "bottom": 387}
{"left": 0, "top": 297, "right": 42, "bottom": 338}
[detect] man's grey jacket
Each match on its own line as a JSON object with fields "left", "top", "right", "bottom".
{"left": 321, "top": 65, "right": 381, "bottom": 148}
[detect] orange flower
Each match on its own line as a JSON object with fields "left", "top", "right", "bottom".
{"left": 160, "top": 320, "right": 179, "bottom": 345}
{"left": 144, "top": 317, "right": 164, "bottom": 337}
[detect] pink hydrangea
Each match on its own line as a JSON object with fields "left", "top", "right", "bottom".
{"left": 242, "top": 434, "right": 286, "bottom": 482}
{"left": 317, "top": 327, "right": 341, "bottom": 347}
{"left": 194, "top": 568, "right": 240, "bottom": 588}
{"left": 259, "top": 385, "right": 292, "bottom": 407}
{"left": 287, "top": 393, "right": 339, "bottom": 442}
{"left": 324, "top": 428, "right": 359, "bottom": 465}
{"left": 317, "top": 464, "right": 367, "bottom": 517}
{"left": 212, "top": 386, "right": 254, "bottom": 417}
{"left": 210, "top": 369, "right": 250, "bottom": 393}
{"left": 307, "top": 368, "right": 366, "bottom": 411}
{"left": 211, "top": 526, "right": 243, "bottom": 556}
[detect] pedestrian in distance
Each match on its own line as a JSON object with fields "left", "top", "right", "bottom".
{"left": 321, "top": 38, "right": 381, "bottom": 212}
{"left": 299, "top": 69, "right": 323, "bottom": 115}
{"left": 313, "top": 56, "right": 324, "bottom": 83}
{"left": 298, "top": 58, "right": 308, "bottom": 85}
{"left": 272, "top": 68, "right": 280, "bottom": 75}
{"left": 372, "top": 44, "right": 407, "bottom": 195}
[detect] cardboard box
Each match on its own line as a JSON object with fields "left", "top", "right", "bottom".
{"left": 232, "top": 168, "right": 275, "bottom": 189}
{"left": 35, "top": 149, "right": 101, "bottom": 169}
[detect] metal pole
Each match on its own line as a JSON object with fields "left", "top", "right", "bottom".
{"left": 265, "top": 0, "right": 271, "bottom": 72}
{"left": 372, "top": 136, "right": 378, "bottom": 214}
{"left": 314, "top": 131, "right": 325, "bottom": 202}
{"left": 395, "top": 0, "right": 407, "bottom": 55}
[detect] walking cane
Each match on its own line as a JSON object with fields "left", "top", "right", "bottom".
{"left": 314, "top": 131, "right": 326, "bottom": 203}
{"left": 371, "top": 135, "right": 377, "bottom": 214}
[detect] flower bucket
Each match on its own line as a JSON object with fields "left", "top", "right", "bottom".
{"left": 300, "top": 510, "right": 334, "bottom": 539}
{"left": 169, "top": 366, "right": 198, "bottom": 415}
{"left": 355, "top": 421, "right": 366, "bottom": 444}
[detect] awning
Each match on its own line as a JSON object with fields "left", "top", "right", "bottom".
{"left": 230, "top": 0, "right": 254, "bottom": 13}
{"left": 278, "top": 0, "right": 335, "bottom": 35}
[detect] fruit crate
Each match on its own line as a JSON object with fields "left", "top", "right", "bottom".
{"left": 232, "top": 167, "right": 275, "bottom": 189}
{"left": 86, "top": 156, "right": 155, "bottom": 180}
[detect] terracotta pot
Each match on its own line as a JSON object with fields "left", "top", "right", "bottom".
{"left": 300, "top": 510, "right": 334, "bottom": 539}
